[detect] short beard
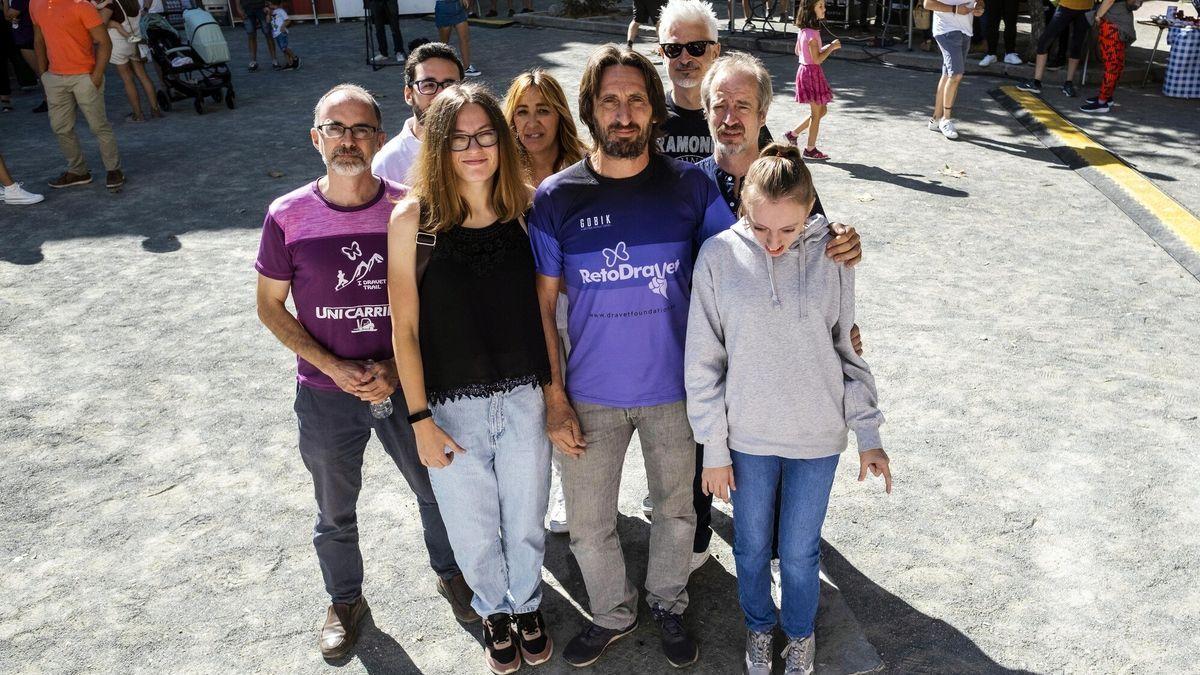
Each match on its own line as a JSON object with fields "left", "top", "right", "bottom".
{"left": 326, "top": 153, "right": 368, "bottom": 177}
{"left": 598, "top": 124, "right": 652, "bottom": 160}
{"left": 672, "top": 75, "right": 701, "bottom": 89}
{"left": 413, "top": 100, "right": 429, "bottom": 124}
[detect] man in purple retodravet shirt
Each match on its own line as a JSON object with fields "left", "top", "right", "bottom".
{"left": 254, "top": 83, "right": 476, "bottom": 662}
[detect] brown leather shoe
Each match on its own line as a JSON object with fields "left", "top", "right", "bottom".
{"left": 319, "top": 596, "right": 369, "bottom": 660}
{"left": 47, "top": 171, "right": 92, "bottom": 189}
{"left": 105, "top": 170, "right": 125, "bottom": 189}
{"left": 437, "top": 573, "right": 481, "bottom": 623}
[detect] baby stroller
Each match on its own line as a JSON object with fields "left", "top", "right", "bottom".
{"left": 145, "top": 11, "right": 235, "bottom": 114}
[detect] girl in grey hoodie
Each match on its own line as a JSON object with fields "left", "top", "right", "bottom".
{"left": 683, "top": 144, "right": 891, "bottom": 675}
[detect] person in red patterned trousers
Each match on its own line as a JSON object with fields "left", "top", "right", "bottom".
{"left": 1080, "top": 0, "right": 1140, "bottom": 113}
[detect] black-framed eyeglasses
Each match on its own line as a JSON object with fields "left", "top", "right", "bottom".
{"left": 659, "top": 40, "right": 717, "bottom": 59}
{"left": 449, "top": 129, "right": 500, "bottom": 152}
{"left": 411, "top": 78, "right": 461, "bottom": 96}
{"left": 315, "top": 122, "right": 380, "bottom": 140}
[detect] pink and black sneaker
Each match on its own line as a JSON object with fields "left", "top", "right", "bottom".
{"left": 803, "top": 147, "right": 830, "bottom": 161}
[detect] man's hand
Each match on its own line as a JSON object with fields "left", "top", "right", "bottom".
{"left": 702, "top": 465, "right": 736, "bottom": 502}
{"left": 825, "top": 223, "right": 862, "bottom": 267}
{"left": 354, "top": 360, "right": 398, "bottom": 403}
{"left": 5, "top": 8, "right": 19, "bottom": 21}
{"left": 545, "top": 394, "right": 586, "bottom": 457}
{"left": 413, "top": 418, "right": 466, "bottom": 468}
{"left": 858, "top": 448, "right": 892, "bottom": 494}
{"left": 972, "top": 0, "right": 985, "bottom": 15}
{"left": 90, "top": 71, "right": 104, "bottom": 89}
{"left": 324, "top": 359, "right": 373, "bottom": 396}
{"left": 851, "top": 323, "right": 863, "bottom": 356}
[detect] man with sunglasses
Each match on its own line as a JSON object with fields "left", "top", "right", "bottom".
{"left": 655, "top": 0, "right": 771, "bottom": 165}
{"left": 371, "top": 41, "right": 464, "bottom": 185}
{"left": 257, "top": 83, "right": 477, "bottom": 661}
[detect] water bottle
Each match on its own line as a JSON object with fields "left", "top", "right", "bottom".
{"left": 365, "top": 360, "right": 393, "bottom": 419}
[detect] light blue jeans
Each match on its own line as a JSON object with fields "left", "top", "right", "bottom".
{"left": 428, "top": 384, "right": 551, "bottom": 617}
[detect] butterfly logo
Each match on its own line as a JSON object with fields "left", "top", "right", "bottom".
{"left": 602, "top": 241, "right": 629, "bottom": 267}
{"left": 341, "top": 241, "right": 361, "bottom": 261}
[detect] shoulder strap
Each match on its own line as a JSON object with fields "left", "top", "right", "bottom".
{"left": 414, "top": 230, "right": 436, "bottom": 285}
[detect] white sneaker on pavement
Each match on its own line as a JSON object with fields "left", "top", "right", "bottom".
{"left": 2, "top": 182, "right": 45, "bottom": 205}
{"left": 372, "top": 53, "right": 388, "bottom": 63}
{"left": 979, "top": 54, "right": 997, "bottom": 67}
{"left": 1003, "top": 52, "right": 1023, "bottom": 65}
{"left": 464, "top": 64, "right": 482, "bottom": 77}
{"left": 939, "top": 118, "right": 959, "bottom": 140}
{"left": 927, "top": 117, "right": 940, "bottom": 132}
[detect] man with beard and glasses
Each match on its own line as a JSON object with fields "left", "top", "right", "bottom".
{"left": 527, "top": 45, "right": 732, "bottom": 670}
{"left": 655, "top": 0, "right": 770, "bottom": 164}
{"left": 256, "top": 83, "right": 477, "bottom": 662}
{"left": 372, "top": 41, "right": 464, "bottom": 185}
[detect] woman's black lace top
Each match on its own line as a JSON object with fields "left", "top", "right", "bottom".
{"left": 418, "top": 219, "right": 551, "bottom": 405}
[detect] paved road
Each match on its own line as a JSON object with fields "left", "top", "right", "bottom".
{"left": 1, "top": 18, "right": 1198, "bottom": 675}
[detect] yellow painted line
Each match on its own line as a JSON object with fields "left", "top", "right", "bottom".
{"left": 1001, "top": 85, "right": 1200, "bottom": 253}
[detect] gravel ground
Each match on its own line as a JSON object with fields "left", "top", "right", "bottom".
{"left": 1, "top": 17, "right": 1198, "bottom": 675}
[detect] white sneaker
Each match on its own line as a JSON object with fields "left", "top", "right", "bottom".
{"left": 927, "top": 117, "right": 940, "bottom": 132}
{"left": 939, "top": 118, "right": 959, "bottom": 140}
{"left": 782, "top": 634, "right": 815, "bottom": 675}
{"left": 978, "top": 54, "right": 997, "bottom": 67}
{"left": 464, "top": 64, "right": 482, "bottom": 77}
{"left": 395, "top": 52, "right": 405, "bottom": 63}
{"left": 2, "top": 182, "right": 45, "bottom": 205}
{"left": 1003, "top": 52, "right": 1023, "bottom": 65}
{"left": 372, "top": 53, "right": 388, "bottom": 63}
{"left": 547, "top": 481, "right": 568, "bottom": 534}
{"left": 689, "top": 549, "right": 710, "bottom": 575}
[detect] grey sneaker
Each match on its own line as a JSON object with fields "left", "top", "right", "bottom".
{"left": 744, "top": 630, "right": 773, "bottom": 675}
{"left": 782, "top": 634, "right": 815, "bottom": 675}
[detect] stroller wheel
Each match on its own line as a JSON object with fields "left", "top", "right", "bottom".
{"left": 194, "top": 97, "right": 205, "bottom": 115}
{"left": 157, "top": 90, "right": 172, "bottom": 112}
{"left": 226, "top": 91, "right": 236, "bottom": 110}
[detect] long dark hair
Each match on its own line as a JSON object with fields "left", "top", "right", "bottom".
{"left": 577, "top": 45, "right": 669, "bottom": 149}
{"left": 794, "top": 0, "right": 823, "bottom": 29}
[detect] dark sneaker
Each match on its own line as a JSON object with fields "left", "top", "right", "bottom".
{"left": 319, "top": 596, "right": 369, "bottom": 660}
{"left": 802, "top": 147, "right": 830, "bottom": 161}
{"left": 782, "top": 633, "right": 815, "bottom": 675}
{"left": 651, "top": 604, "right": 698, "bottom": 668}
{"left": 1016, "top": 79, "right": 1041, "bottom": 94}
{"left": 290, "top": 56, "right": 301, "bottom": 70}
{"left": 437, "top": 573, "right": 481, "bottom": 623}
{"left": 562, "top": 619, "right": 638, "bottom": 667}
{"left": 248, "top": 61, "right": 259, "bottom": 72}
{"left": 105, "top": 170, "right": 126, "bottom": 189}
{"left": 514, "top": 609, "right": 553, "bottom": 665}
{"left": 48, "top": 171, "right": 92, "bottom": 189}
{"left": 483, "top": 613, "right": 522, "bottom": 675}
{"left": 271, "top": 62, "right": 284, "bottom": 71}
{"left": 1080, "top": 99, "right": 1111, "bottom": 113}
{"left": 1061, "top": 80, "right": 1077, "bottom": 97}
{"left": 485, "top": 8, "right": 497, "bottom": 15}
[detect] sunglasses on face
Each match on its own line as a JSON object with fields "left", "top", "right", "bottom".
{"left": 449, "top": 129, "right": 499, "bottom": 152}
{"left": 411, "top": 78, "right": 461, "bottom": 96}
{"left": 315, "top": 122, "right": 380, "bottom": 140}
{"left": 659, "top": 40, "right": 717, "bottom": 59}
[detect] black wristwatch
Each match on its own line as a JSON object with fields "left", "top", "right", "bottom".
{"left": 407, "top": 409, "right": 433, "bottom": 424}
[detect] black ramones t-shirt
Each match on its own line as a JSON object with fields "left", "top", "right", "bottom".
{"left": 657, "top": 97, "right": 773, "bottom": 164}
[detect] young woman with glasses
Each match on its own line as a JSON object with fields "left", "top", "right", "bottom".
{"left": 387, "top": 83, "right": 556, "bottom": 675}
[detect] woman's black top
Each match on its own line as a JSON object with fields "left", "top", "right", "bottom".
{"left": 418, "top": 219, "right": 551, "bottom": 405}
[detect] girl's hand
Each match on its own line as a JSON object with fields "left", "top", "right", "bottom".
{"left": 830, "top": 39, "right": 842, "bottom": 51}
{"left": 702, "top": 465, "right": 736, "bottom": 502}
{"left": 414, "top": 418, "right": 466, "bottom": 469}
{"left": 858, "top": 448, "right": 892, "bottom": 494}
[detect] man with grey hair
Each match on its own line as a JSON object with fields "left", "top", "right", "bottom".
{"left": 256, "top": 83, "right": 476, "bottom": 661}
{"left": 655, "top": 0, "right": 771, "bottom": 163}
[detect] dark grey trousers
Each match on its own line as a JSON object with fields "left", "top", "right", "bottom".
{"left": 295, "top": 384, "right": 459, "bottom": 603}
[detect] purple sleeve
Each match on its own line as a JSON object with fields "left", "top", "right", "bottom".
{"left": 697, "top": 173, "right": 736, "bottom": 245}
{"left": 255, "top": 214, "right": 294, "bottom": 280}
{"left": 528, "top": 189, "right": 564, "bottom": 278}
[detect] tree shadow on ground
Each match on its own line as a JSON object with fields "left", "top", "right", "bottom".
{"left": 822, "top": 542, "right": 1038, "bottom": 675}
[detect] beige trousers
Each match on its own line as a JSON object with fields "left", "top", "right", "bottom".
{"left": 42, "top": 72, "right": 121, "bottom": 175}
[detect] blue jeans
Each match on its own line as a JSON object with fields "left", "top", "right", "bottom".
{"left": 428, "top": 384, "right": 551, "bottom": 617}
{"left": 730, "top": 451, "right": 840, "bottom": 639}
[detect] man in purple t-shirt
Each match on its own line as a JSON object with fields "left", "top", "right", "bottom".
{"left": 255, "top": 84, "right": 476, "bottom": 661}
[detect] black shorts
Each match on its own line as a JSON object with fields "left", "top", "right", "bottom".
{"left": 632, "top": 0, "right": 666, "bottom": 24}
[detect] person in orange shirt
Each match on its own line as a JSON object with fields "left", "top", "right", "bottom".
{"left": 31, "top": 0, "right": 124, "bottom": 189}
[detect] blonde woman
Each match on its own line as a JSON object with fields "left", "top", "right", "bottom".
{"left": 502, "top": 68, "right": 584, "bottom": 536}
{"left": 503, "top": 69, "right": 584, "bottom": 187}
{"left": 388, "top": 83, "right": 555, "bottom": 675}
